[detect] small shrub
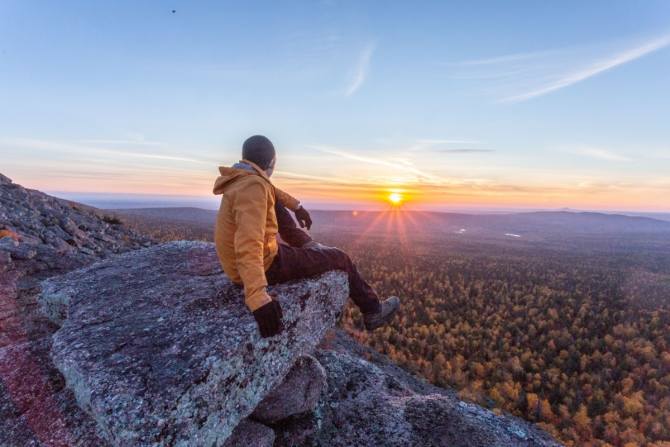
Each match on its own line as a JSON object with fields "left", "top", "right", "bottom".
{"left": 102, "top": 215, "right": 124, "bottom": 226}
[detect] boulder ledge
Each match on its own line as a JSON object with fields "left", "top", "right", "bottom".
{"left": 40, "top": 241, "right": 348, "bottom": 446}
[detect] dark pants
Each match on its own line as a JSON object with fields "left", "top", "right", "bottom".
{"left": 268, "top": 200, "right": 382, "bottom": 315}
{"left": 275, "top": 198, "right": 313, "bottom": 248}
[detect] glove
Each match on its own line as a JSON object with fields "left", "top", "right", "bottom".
{"left": 252, "top": 298, "right": 284, "bottom": 338}
{"left": 294, "top": 206, "right": 312, "bottom": 230}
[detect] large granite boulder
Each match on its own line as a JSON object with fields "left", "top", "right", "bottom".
{"left": 309, "top": 349, "right": 563, "bottom": 446}
{"left": 40, "top": 241, "right": 349, "bottom": 446}
{"left": 222, "top": 419, "right": 275, "bottom": 447}
{"left": 1, "top": 174, "right": 156, "bottom": 445}
{"left": 0, "top": 174, "right": 156, "bottom": 350}
{"left": 269, "top": 329, "right": 564, "bottom": 447}
{"left": 251, "top": 354, "right": 327, "bottom": 424}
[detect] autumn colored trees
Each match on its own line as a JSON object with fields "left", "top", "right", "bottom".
{"left": 327, "top": 233, "right": 670, "bottom": 447}
{"left": 124, "top": 210, "right": 670, "bottom": 446}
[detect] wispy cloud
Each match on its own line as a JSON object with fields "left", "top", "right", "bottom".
{"left": 505, "top": 35, "right": 670, "bottom": 102}
{"left": 345, "top": 42, "right": 376, "bottom": 96}
{"left": 452, "top": 34, "right": 670, "bottom": 103}
{"left": 315, "top": 146, "right": 440, "bottom": 181}
{"left": 273, "top": 170, "right": 351, "bottom": 183}
{"left": 0, "top": 138, "right": 218, "bottom": 166}
{"left": 79, "top": 139, "right": 161, "bottom": 146}
{"left": 415, "top": 139, "right": 483, "bottom": 145}
{"left": 459, "top": 51, "right": 553, "bottom": 66}
{"left": 566, "top": 146, "right": 633, "bottom": 161}
{"left": 375, "top": 138, "right": 485, "bottom": 153}
{"left": 435, "top": 149, "right": 494, "bottom": 153}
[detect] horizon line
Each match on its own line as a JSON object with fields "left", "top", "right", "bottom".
{"left": 46, "top": 191, "right": 670, "bottom": 216}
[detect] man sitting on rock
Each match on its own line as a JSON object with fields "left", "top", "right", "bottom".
{"left": 213, "top": 135, "right": 400, "bottom": 338}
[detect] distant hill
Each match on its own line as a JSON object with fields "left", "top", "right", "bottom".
{"left": 310, "top": 209, "right": 670, "bottom": 236}
{"left": 110, "top": 207, "right": 670, "bottom": 234}
{"left": 458, "top": 211, "right": 670, "bottom": 233}
{"left": 114, "top": 207, "right": 218, "bottom": 224}
{"left": 108, "top": 207, "right": 670, "bottom": 253}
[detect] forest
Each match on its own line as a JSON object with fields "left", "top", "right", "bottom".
{"left": 115, "top": 207, "right": 670, "bottom": 447}
{"left": 332, "top": 233, "right": 670, "bottom": 447}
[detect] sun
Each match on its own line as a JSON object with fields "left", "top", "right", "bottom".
{"left": 388, "top": 193, "right": 402, "bottom": 204}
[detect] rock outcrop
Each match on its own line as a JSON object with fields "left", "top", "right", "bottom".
{"left": 0, "top": 173, "right": 155, "bottom": 349}
{"left": 41, "top": 241, "right": 348, "bottom": 446}
{"left": 310, "top": 348, "right": 561, "bottom": 446}
{"left": 1, "top": 173, "right": 563, "bottom": 446}
{"left": 261, "top": 329, "right": 563, "bottom": 447}
{"left": 1, "top": 174, "right": 155, "bottom": 446}
{"left": 222, "top": 419, "right": 275, "bottom": 447}
{"left": 37, "top": 240, "right": 561, "bottom": 446}
{"left": 251, "top": 354, "right": 328, "bottom": 425}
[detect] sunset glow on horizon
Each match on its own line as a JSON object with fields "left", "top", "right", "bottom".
{"left": 1, "top": 2, "right": 669, "bottom": 213}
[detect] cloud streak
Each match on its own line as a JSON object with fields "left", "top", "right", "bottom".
{"left": 435, "top": 149, "right": 494, "bottom": 153}
{"left": 346, "top": 42, "right": 376, "bottom": 96}
{"left": 316, "top": 146, "right": 441, "bottom": 181}
{"left": 453, "top": 34, "right": 670, "bottom": 103}
{"left": 503, "top": 35, "right": 670, "bottom": 102}
{"left": 0, "top": 138, "right": 218, "bottom": 166}
{"left": 79, "top": 139, "right": 161, "bottom": 146}
{"left": 567, "top": 146, "right": 633, "bottom": 161}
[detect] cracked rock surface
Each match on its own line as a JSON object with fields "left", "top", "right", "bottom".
{"left": 310, "top": 349, "right": 563, "bottom": 446}
{"left": 251, "top": 354, "right": 327, "bottom": 425}
{"left": 41, "top": 241, "right": 349, "bottom": 446}
{"left": 0, "top": 173, "right": 154, "bottom": 446}
{"left": 0, "top": 173, "right": 155, "bottom": 349}
{"left": 269, "top": 329, "right": 563, "bottom": 447}
{"left": 222, "top": 419, "right": 275, "bottom": 447}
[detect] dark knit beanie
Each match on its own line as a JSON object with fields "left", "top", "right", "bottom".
{"left": 242, "top": 135, "right": 276, "bottom": 170}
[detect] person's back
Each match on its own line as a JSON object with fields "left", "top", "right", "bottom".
{"left": 214, "top": 166, "right": 279, "bottom": 311}
{"left": 213, "top": 135, "right": 400, "bottom": 338}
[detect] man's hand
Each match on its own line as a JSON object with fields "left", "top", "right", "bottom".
{"left": 252, "top": 298, "right": 284, "bottom": 338}
{"left": 294, "top": 206, "right": 312, "bottom": 230}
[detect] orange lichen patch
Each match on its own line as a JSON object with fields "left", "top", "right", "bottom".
{"left": 0, "top": 229, "right": 20, "bottom": 240}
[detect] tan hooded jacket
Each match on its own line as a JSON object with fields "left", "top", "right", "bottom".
{"left": 213, "top": 160, "right": 300, "bottom": 312}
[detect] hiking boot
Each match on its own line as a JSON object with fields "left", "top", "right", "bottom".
{"left": 363, "top": 296, "right": 400, "bottom": 331}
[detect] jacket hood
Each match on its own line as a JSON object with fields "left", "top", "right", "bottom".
{"left": 213, "top": 160, "right": 271, "bottom": 195}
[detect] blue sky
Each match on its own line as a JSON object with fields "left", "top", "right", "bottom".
{"left": 1, "top": 1, "right": 669, "bottom": 211}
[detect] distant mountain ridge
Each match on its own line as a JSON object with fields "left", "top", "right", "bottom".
{"left": 115, "top": 207, "right": 218, "bottom": 224}
{"left": 112, "top": 207, "right": 670, "bottom": 234}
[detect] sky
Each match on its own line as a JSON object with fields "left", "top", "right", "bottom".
{"left": 1, "top": 1, "right": 670, "bottom": 212}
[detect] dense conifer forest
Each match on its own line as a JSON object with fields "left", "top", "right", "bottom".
{"left": 116, "top": 208, "right": 670, "bottom": 446}
{"left": 332, "top": 235, "right": 670, "bottom": 446}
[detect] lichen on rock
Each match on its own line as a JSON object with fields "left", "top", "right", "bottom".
{"left": 1, "top": 175, "right": 158, "bottom": 446}
{"left": 251, "top": 354, "right": 327, "bottom": 425}
{"left": 269, "top": 346, "right": 564, "bottom": 447}
{"left": 41, "top": 241, "right": 349, "bottom": 446}
{"left": 221, "top": 419, "right": 275, "bottom": 447}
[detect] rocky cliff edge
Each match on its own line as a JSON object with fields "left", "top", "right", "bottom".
{"left": 38, "top": 241, "right": 561, "bottom": 447}
{"left": 0, "top": 173, "right": 562, "bottom": 446}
